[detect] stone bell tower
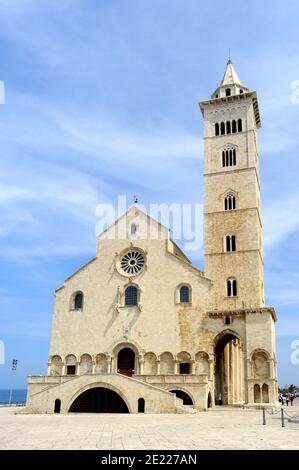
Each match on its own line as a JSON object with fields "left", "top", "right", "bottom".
{"left": 200, "top": 60, "right": 264, "bottom": 311}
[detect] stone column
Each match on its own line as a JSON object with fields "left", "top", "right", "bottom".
{"left": 76, "top": 361, "right": 80, "bottom": 375}
{"left": 139, "top": 356, "right": 144, "bottom": 375}
{"left": 191, "top": 360, "right": 196, "bottom": 375}
{"left": 208, "top": 357, "right": 214, "bottom": 381}
{"left": 61, "top": 362, "right": 66, "bottom": 376}
{"left": 224, "top": 344, "right": 230, "bottom": 404}
{"left": 156, "top": 359, "right": 161, "bottom": 375}
{"left": 107, "top": 355, "right": 112, "bottom": 374}
{"left": 174, "top": 359, "right": 179, "bottom": 375}
{"left": 47, "top": 361, "right": 51, "bottom": 376}
{"left": 92, "top": 360, "right": 96, "bottom": 374}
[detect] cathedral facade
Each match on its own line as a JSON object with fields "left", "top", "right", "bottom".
{"left": 27, "top": 61, "right": 278, "bottom": 414}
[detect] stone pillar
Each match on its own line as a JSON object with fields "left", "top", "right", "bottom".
{"left": 208, "top": 357, "right": 214, "bottom": 381}
{"left": 76, "top": 361, "right": 80, "bottom": 375}
{"left": 107, "top": 355, "right": 113, "bottom": 374}
{"left": 174, "top": 359, "right": 179, "bottom": 375}
{"left": 92, "top": 360, "right": 96, "bottom": 374}
{"left": 268, "top": 358, "right": 275, "bottom": 379}
{"left": 47, "top": 361, "right": 51, "bottom": 376}
{"left": 224, "top": 344, "right": 230, "bottom": 404}
{"left": 191, "top": 360, "right": 196, "bottom": 375}
{"left": 156, "top": 359, "right": 161, "bottom": 375}
{"left": 139, "top": 356, "right": 144, "bottom": 375}
{"left": 61, "top": 362, "right": 66, "bottom": 376}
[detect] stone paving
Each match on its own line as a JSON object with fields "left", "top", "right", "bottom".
{"left": 0, "top": 403, "right": 299, "bottom": 450}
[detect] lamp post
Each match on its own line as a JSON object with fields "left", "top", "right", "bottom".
{"left": 8, "top": 359, "right": 18, "bottom": 406}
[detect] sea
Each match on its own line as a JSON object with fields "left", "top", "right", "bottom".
{"left": 0, "top": 389, "right": 27, "bottom": 405}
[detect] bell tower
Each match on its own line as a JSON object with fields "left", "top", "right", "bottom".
{"left": 200, "top": 60, "right": 264, "bottom": 310}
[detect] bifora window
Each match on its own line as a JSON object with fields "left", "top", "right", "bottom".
{"left": 120, "top": 250, "right": 145, "bottom": 275}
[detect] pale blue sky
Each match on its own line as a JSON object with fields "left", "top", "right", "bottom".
{"left": 0, "top": 0, "right": 299, "bottom": 388}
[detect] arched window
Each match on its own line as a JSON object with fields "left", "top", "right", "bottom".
{"left": 226, "top": 121, "right": 231, "bottom": 134}
{"left": 215, "top": 123, "right": 219, "bottom": 136}
{"left": 226, "top": 235, "right": 236, "bottom": 252}
{"left": 131, "top": 224, "right": 137, "bottom": 235}
{"left": 227, "top": 278, "right": 237, "bottom": 297}
{"left": 226, "top": 88, "right": 231, "bottom": 97}
{"left": 220, "top": 122, "right": 225, "bottom": 135}
{"left": 238, "top": 118, "right": 242, "bottom": 132}
{"left": 232, "top": 120, "right": 237, "bottom": 133}
{"left": 240, "top": 89, "right": 243, "bottom": 94}
{"left": 222, "top": 147, "right": 237, "bottom": 168}
{"left": 74, "top": 292, "right": 83, "bottom": 310}
{"left": 180, "top": 286, "right": 190, "bottom": 303}
{"left": 125, "top": 286, "right": 138, "bottom": 306}
{"left": 233, "top": 148, "right": 236, "bottom": 165}
{"left": 224, "top": 193, "right": 236, "bottom": 211}
{"left": 225, "top": 316, "right": 231, "bottom": 325}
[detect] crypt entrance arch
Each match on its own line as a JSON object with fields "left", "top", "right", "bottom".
{"left": 69, "top": 386, "right": 130, "bottom": 413}
{"left": 214, "top": 330, "right": 244, "bottom": 405}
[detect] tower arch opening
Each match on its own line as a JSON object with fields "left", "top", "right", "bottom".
{"left": 214, "top": 331, "right": 244, "bottom": 405}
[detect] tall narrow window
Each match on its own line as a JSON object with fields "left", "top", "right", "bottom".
{"left": 215, "top": 123, "right": 219, "bottom": 136}
{"left": 238, "top": 118, "right": 242, "bottom": 132}
{"left": 74, "top": 293, "right": 83, "bottom": 310}
{"left": 125, "top": 286, "right": 138, "bottom": 306}
{"left": 226, "top": 121, "right": 231, "bottom": 134}
{"left": 226, "top": 88, "right": 231, "bottom": 96}
{"left": 131, "top": 223, "right": 137, "bottom": 235}
{"left": 222, "top": 151, "right": 225, "bottom": 167}
{"left": 233, "top": 149, "right": 236, "bottom": 165}
{"left": 227, "top": 278, "right": 237, "bottom": 297}
{"left": 180, "top": 286, "right": 190, "bottom": 303}
{"left": 232, "top": 120, "right": 237, "bottom": 133}
{"left": 220, "top": 122, "right": 225, "bottom": 135}
{"left": 226, "top": 235, "right": 236, "bottom": 252}
{"left": 224, "top": 194, "right": 236, "bottom": 211}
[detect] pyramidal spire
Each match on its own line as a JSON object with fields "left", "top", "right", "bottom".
{"left": 211, "top": 60, "right": 249, "bottom": 99}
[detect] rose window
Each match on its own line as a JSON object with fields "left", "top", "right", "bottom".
{"left": 120, "top": 250, "right": 145, "bottom": 275}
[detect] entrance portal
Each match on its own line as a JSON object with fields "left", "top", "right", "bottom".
{"left": 69, "top": 387, "right": 129, "bottom": 413}
{"left": 214, "top": 331, "right": 244, "bottom": 405}
{"left": 117, "top": 348, "right": 135, "bottom": 376}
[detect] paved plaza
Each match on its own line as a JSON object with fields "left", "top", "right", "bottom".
{"left": 0, "top": 404, "right": 298, "bottom": 450}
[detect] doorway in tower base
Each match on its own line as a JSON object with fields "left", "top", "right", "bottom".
{"left": 169, "top": 389, "right": 193, "bottom": 405}
{"left": 214, "top": 331, "right": 244, "bottom": 405}
{"left": 117, "top": 347, "right": 135, "bottom": 376}
{"left": 69, "top": 387, "right": 129, "bottom": 413}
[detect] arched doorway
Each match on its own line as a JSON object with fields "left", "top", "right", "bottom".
{"left": 54, "top": 399, "right": 61, "bottom": 413}
{"left": 214, "top": 330, "right": 244, "bottom": 405}
{"left": 69, "top": 387, "right": 129, "bottom": 413}
{"left": 138, "top": 398, "right": 145, "bottom": 413}
{"left": 169, "top": 389, "right": 193, "bottom": 405}
{"left": 117, "top": 348, "right": 135, "bottom": 376}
